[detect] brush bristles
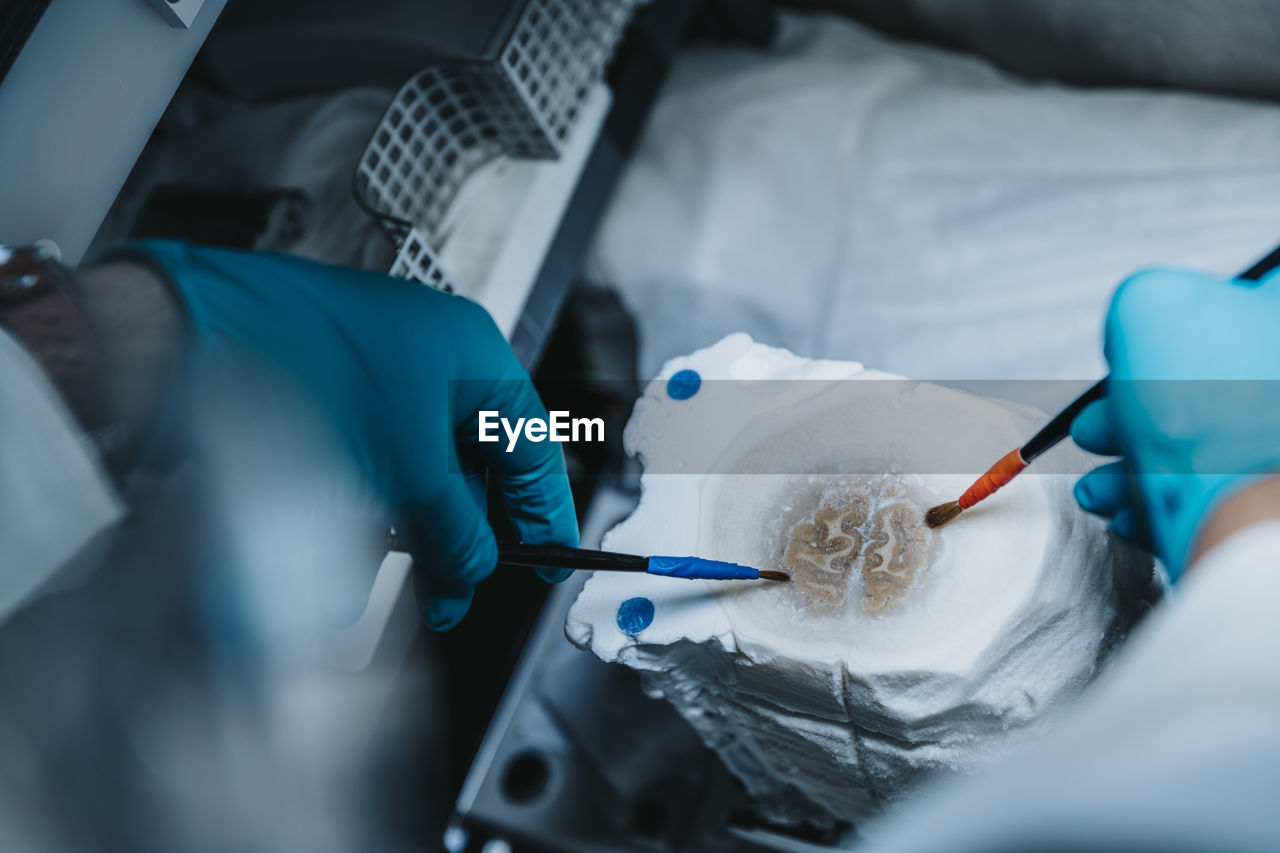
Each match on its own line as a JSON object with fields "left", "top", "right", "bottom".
{"left": 924, "top": 501, "right": 963, "bottom": 529}
{"left": 758, "top": 570, "right": 791, "bottom": 582}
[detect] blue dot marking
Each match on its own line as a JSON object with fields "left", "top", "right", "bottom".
{"left": 667, "top": 369, "right": 701, "bottom": 400}
{"left": 616, "top": 597, "right": 655, "bottom": 634}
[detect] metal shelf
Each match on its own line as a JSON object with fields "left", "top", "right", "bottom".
{"left": 0, "top": 0, "right": 226, "bottom": 262}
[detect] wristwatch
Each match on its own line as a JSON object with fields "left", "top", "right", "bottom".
{"left": 0, "top": 242, "right": 123, "bottom": 465}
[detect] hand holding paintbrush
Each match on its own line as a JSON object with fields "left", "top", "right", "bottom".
{"left": 926, "top": 243, "right": 1280, "bottom": 536}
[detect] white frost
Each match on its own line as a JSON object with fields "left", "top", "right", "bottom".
{"left": 566, "top": 335, "right": 1153, "bottom": 823}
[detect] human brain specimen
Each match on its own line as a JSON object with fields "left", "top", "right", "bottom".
{"left": 781, "top": 478, "right": 936, "bottom": 616}
{"left": 567, "top": 335, "right": 1153, "bottom": 826}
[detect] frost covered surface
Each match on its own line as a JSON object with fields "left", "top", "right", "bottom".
{"left": 566, "top": 335, "right": 1153, "bottom": 823}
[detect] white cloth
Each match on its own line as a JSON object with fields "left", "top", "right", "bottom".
{"left": 588, "top": 13, "right": 1280, "bottom": 380}
{"left": 0, "top": 329, "right": 123, "bottom": 620}
{"left": 856, "top": 521, "right": 1280, "bottom": 852}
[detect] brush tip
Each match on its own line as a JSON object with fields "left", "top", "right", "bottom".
{"left": 758, "top": 570, "right": 791, "bottom": 582}
{"left": 924, "top": 500, "right": 963, "bottom": 529}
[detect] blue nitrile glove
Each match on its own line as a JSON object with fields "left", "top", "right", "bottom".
{"left": 1070, "top": 266, "right": 1280, "bottom": 579}
{"left": 113, "top": 240, "right": 577, "bottom": 629}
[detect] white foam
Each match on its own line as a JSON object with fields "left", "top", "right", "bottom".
{"left": 566, "top": 335, "right": 1154, "bottom": 822}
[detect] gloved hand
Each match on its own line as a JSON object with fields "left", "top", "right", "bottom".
{"left": 114, "top": 240, "right": 577, "bottom": 629}
{"left": 1070, "top": 266, "right": 1280, "bottom": 579}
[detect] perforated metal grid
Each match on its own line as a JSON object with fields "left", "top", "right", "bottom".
{"left": 388, "top": 227, "right": 456, "bottom": 292}
{"left": 356, "top": 66, "right": 553, "bottom": 239}
{"left": 356, "top": 0, "right": 644, "bottom": 288}
{"left": 501, "top": 0, "right": 640, "bottom": 149}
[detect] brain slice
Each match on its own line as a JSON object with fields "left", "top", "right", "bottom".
{"left": 783, "top": 518, "right": 861, "bottom": 611}
{"left": 863, "top": 502, "right": 930, "bottom": 614}
{"left": 781, "top": 482, "right": 934, "bottom": 615}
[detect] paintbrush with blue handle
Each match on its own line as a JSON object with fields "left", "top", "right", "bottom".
{"left": 387, "top": 534, "right": 786, "bottom": 581}
{"left": 496, "top": 543, "right": 789, "bottom": 582}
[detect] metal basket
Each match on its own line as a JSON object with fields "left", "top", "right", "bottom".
{"left": 355, "top": 0, "right": 646, "bottom": 291}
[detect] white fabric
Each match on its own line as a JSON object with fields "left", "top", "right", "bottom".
{"left": 0, "top": 329, "right": 123, "bottom": 619}
{"left": 587, "top": 13, "right": 1280, "bottom": 380}
{"left": 856, "top": 521, "right": 1280, "bottom": 851}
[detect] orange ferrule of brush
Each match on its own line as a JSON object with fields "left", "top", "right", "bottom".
{"left": 957, "top": 449, "right": 1028, "bottom": 510}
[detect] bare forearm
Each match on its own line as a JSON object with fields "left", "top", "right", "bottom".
{"left": 74, "top": 261, "right": 183, "bottom": 441}
{"left": 5, "top": 255, "right": 184, "bottom": 470}
{"left": 1188, "top": 475, "right": 1280, "bottom": 572}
